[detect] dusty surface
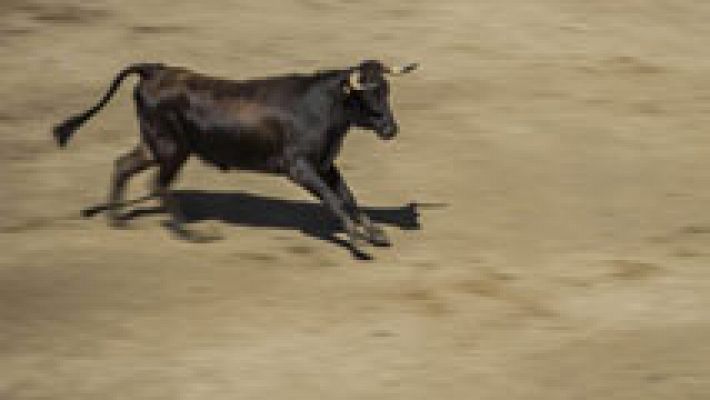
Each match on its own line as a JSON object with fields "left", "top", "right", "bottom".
{"left": 1, "top": 0, "right": 710, "bottom": 398}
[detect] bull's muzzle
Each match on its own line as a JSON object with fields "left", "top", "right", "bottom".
{"left": 376, "top": 120, "right": 398, "bottom": 140}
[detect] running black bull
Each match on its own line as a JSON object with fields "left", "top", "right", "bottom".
{"left": 52, "top": 60, "right": 419, "bottom": 258}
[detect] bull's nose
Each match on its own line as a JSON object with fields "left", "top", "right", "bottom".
{"left": 380, "top": 123, "right": 398, "bottom": 139}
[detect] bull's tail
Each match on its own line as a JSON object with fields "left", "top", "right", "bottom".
{"left": 52, "top": 63, "right": 163, "bottom": 148}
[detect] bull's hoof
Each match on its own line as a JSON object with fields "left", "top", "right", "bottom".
{"left": 345, "top": 231, "right": 373, "bottom": 260}
{"left": 353, "top": 248, "right": 374, "bottom": 261}
{"left": 365, "top": 226, "right": 391, "bottom": 247}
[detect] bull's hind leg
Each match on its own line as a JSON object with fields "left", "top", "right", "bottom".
{"left": 107, "top": 143, "right": 155, "bottom": 227}
{"left": 150, "top": 139, "right": 219, "bottom": 243}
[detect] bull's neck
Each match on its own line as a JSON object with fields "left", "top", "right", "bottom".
{"left": 324, "top": 72, "right": 355, "bottom": 134}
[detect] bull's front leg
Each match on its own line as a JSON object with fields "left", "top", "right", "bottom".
{"left": 322, "top": 166, "right": 391, "bottom": 247}
{"left": 288, "top": 159, "right": 369, "bottom": 258}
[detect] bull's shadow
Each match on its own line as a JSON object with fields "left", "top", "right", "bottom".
{"left": 85, "top": 190, "right": 426, "bottom": 256}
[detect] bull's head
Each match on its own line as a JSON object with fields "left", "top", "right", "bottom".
{"left": 346, "top": 60, "right": 419, "bottom": 140}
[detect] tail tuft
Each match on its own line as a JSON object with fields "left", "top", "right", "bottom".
{"left": 50, "top": 63, "right": 159, "bottom": 149}
{"left": 52, "top": 115, "right": 84, "bottom": 148}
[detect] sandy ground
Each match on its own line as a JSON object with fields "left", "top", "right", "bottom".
{"left": 1, "top": 0, "right": 710, "bottom": 398}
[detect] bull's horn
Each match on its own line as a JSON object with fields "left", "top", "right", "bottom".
{"left": 386, "top": 62, "right": 419, "bottom": 75}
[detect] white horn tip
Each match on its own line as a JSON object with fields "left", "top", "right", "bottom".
{"left": 389, "top": 63, "right": 420, "bottom": 75}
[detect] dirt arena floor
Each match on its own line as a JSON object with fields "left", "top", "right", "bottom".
{"left": 1, "top": 0, "right": 710, "bottom": 398}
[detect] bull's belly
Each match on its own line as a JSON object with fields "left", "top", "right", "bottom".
{"left": 193, "top": 152, "right": 284, "bottom": 173}
{"left": 186, "top": 129, "right": 286, "bottom": 173}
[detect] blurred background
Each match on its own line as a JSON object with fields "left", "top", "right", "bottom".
{"left": 1, "top": 0, "right": 709, "bottom": 398}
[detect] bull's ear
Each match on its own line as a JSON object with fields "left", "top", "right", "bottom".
{"left": 347, "top": 69, "right": 378, "bottom": 91}
{"left": 386, "top": 63, "right": 419, "bottom": 75}
{"left": 349, "top": 70, "right": 364, "bottom": 90}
